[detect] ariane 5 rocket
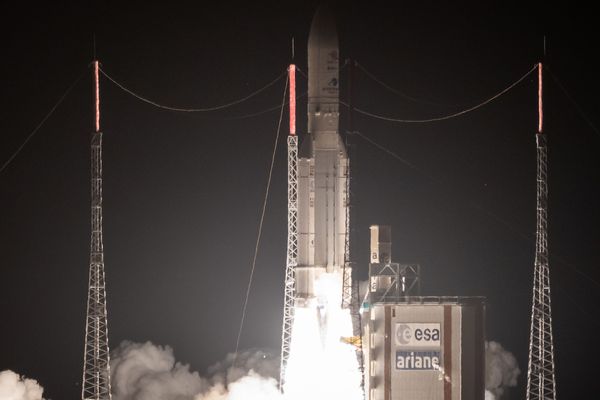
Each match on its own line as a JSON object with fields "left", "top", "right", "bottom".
{"left": 295, "top": 5, "right": 350, "bottom": 308}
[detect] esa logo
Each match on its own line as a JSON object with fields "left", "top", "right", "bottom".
{"left": 395, "top": 323, "right": 441, "bottom": 348}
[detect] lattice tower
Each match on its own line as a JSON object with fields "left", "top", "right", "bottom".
{"left": 526, "top": 63, "right": 557, "bottom": 400}
{"left": 279, "top": 66, "right": 297, "bottom": 390}
{"left": 82, "top": 61, "right": 112, "bottom": 400}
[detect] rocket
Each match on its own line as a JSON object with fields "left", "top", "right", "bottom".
{"left": 295, "top": 6, "right": 350, "bottom": 308}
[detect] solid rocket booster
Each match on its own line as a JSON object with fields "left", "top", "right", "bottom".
{"left": 295, "top": 6, "right": 350, "bottom": 307}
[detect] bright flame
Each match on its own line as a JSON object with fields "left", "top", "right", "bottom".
{"left": 283, "top": 271, "right": 363, "bottom": 400}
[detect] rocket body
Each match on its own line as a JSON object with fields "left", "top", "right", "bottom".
{"left": 283, "top": 10, "right": 362, "bottom": 398}
{"left": 295, "top": 6, "right": 350, "bottom": 307}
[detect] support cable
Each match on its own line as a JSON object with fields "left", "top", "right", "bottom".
{"left": 355, "top": 129, "right": 600, "bottom": 291}
{"left": 99, "top": 66, "right": 286, "bottom": 112}
{"left": 355, "top": 130, "right": 528, "bottom": 238}
{"left": 355, "top": 61, "right": 457, "bottom": 107}
{"left": 296, "top": 67, "right": 307, "bottom": 79}
{"left": 545, "top": 65, "right": 600, "bottom": 139}
{"left": 354, "top": 131, "right": 424, "bottom": 174}
{"left": 214, "top": 92, "right": 306, "bottom": 121}
{"left": 233, "top": 74, "right": 289, "bottom": 364}
{"left": 349, "top": 64, "right": 538, "bottom": 123}
{"left": 1, "top": 70, "right": 85, "bottom": 175}
{"left": 553, "top": 281, "right": 600, "bottom": 328}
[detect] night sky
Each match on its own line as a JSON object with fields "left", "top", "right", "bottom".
{"left": 1, "top": 1, "right": 599, "bottom": 399}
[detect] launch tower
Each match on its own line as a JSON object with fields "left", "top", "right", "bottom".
{"left": 526, "top": 63, "right": 557, "bottom": 400}
{"left": 81, "top": 61, "right": 113, "bottom": 400}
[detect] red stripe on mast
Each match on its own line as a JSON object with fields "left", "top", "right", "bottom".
{"left": 94, "top": 60, "right": 100, "bottom": 132}
{"left": 289, "top": 64, "right": 296, "bottom": 135}
{"left": 538, "top": 62, "right": 543, "bottom": 134}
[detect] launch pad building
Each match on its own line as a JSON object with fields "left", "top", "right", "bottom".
{"left": 363, "top": 227, "right": 485, "bottom": 400}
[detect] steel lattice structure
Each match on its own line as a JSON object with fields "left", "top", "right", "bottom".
{"left": 279, "top": 66, "right": 298, "bottom": 390}
{"left": 351, "top": 278, "right": 365, "bottom": 398}
{"left": 279, "top": 134, "right": 298, "bottom": 390}
{"left": 82, "top": 61, "right": 112, "bottom": 400}
{"left": 526, "top": 64, "right": 557, "bottom": 400}
{"left": 340, "top": 141, "right": 365, "bottom": 398}
{"left": 341, "top": 155, "right": 352, "bottom": 310}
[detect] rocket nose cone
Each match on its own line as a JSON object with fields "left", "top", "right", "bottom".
{"left": 308, "top": 4, "right": 338, "bottom": 49}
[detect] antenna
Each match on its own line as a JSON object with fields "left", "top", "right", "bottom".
{"left": 291, "top": 37, "right": 295, "bottom": 61}
{"left": 543, "top": 35, "right": 547, "bottom": 59}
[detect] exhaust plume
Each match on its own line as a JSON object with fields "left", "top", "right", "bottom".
{"left": 0, "top": 370, "right": 44, "bottom": 400}
{"left": 283, "top": 271, "right": 363, "bottom": 400}
{"left": 485, "top": 341, "right": 520, "bottom": 400}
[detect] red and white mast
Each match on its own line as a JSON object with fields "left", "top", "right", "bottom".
{"left": 279, "top": 64, "right": 298, "bottom": 390}
{"left": 82, "top": 60, "right": 113, "bottom": 400}
{"left": 526, "top": 62, "right": 557, "bottom": 400}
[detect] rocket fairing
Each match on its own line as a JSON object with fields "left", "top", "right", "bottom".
{"left": 295, "top": 6, "right": 350, "bottom": 307}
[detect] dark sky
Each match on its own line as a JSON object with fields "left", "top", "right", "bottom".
{"left": 1, "top": 1, "right": 599, "bottom": 399}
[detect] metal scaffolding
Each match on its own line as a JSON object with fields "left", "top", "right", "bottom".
{"left": 341, "top": 155, "right": 353, "bottom": 311}
{"left": 368, "top": 263, "right": 421, "bottom": 303}
{"left": 526, "top": 63, "right": 557, "bottom": 400}
{"left": 279, "top": 66, "right": 297, "bottom": 390}
{"left": 82, "top": 61, "right": 112, "bottom": 400}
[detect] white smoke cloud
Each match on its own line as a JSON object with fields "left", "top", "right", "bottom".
{"left": 110, "top": 341, "right": 207, "bottom": 400}
{"left": 196, "top": 371, "right": 281, "bottom": 400}
{"left": 110, "top": 341, "right": 281, "bottom": 400}
{"left": 205, "top": 349, "right": 279, "bottom": 385}
{"left": 0, "top": 339, "right": 517, "bottom": 400}
{"left": 485, "top": 341, "right": 520, "bottom": 400}
{"left": 0, "top": 370, "right": 44, "bottom": 400}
